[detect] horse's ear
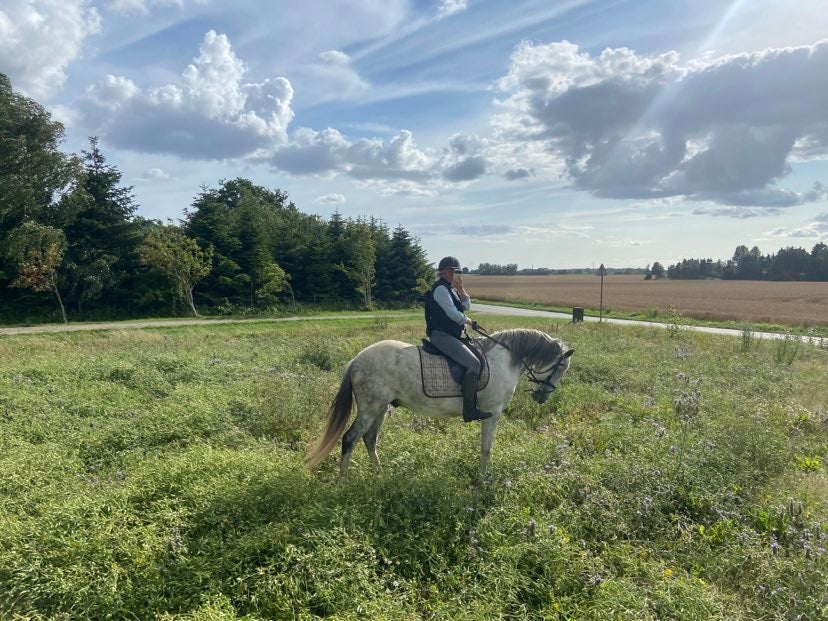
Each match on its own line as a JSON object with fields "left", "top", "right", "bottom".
{"left": 562, "top": 349, "right": 575, "bottom": 358}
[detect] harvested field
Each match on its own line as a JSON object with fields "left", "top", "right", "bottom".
{"left": 464, "top": 274, "right": 828, "bottom": 326}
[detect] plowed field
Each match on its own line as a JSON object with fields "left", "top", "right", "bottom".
{"left": 464, "top": 274, "right": 828, "bottom": 326}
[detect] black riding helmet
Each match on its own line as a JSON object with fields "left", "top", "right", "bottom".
{"left": 437, "top": 256, "right": 462, "bottom": 271}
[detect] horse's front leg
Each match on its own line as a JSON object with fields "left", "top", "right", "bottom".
{"left": 479, "top": 415, "right": 500, "bottom": 477}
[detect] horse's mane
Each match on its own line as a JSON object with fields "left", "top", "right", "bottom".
{"left": 480, "top": 328, "right": 565, "bottom": 368}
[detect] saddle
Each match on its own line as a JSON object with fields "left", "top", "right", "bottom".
{"left": 418, "top": 338, "right": 490, "bottom": 398}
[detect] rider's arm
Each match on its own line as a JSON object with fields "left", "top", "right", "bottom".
{"left": 453, "top": 274, "right": 471, "bottom": 312}
{"left": 433, "top": 285, "right": 468, "bottom": 325}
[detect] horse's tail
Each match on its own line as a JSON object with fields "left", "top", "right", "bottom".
{"left": 306, "top": 362, "right": 354, "bottom": 469}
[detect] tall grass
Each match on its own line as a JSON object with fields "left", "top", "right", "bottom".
{"left": 0, "top": 317, "right": 825, "bottom": 619}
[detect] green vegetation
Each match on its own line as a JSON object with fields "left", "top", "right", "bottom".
{"left": 1, "top": 315, "right": 826, "bottom": 619}
{"left": 665, "top": 244, "right": 828, "bottom": 281}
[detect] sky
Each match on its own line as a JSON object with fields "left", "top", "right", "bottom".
{"left": 2, "top": 0, "right": 827, "bottom": 269}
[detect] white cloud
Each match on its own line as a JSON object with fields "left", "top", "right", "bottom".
{"left": 269, "top": 127, "right": 498, "bottom": 192}
{"left": 104, "top": 0, "right": 209, "bottom": 15}
{"left": 418, "top": 222, "right": 596, "bottom": 240}
{"left": 772, "top": 213, "right": 828, "bottom": 239}
{"left": 691, "top": 205, "right": 783, "bottom": 219}
{"left": 315, "top": 193, "right": 346, "bottom": 204}
{"left": 495, "top": 39, "right": 828, "bottom": 210}
{"left": 143, "top": 167, "right": 171, "bottom": 180}
{"left": 89, "top": 74, "right": 140, "bottom": 109}
{"left": 518, "top": 224, "right": 593, "bottom": 240}
{"left": 180, "top": 30, "right": 247, "bottom": 117}
{"left": 437, "top": 0, "right": 468, "bottom": 18}
{"left": 49, "top": 103, "right": 80, "bottom": 127}
{"left": 270, "top": 127, "right": 435, "bottom": 183}
{"left": 815, "top": 216, "right": 828, "bottom": 241}
{"left": 297, "top": 59, "right": 370, "bottom": 104}
{"left": 319, "top": 50, "right": 350, "bottom": 65}
{"left": 788, "top": 228, "right": 819, "bottom": 238}
{"left": 590, "top": 236, "right": 648, "bottom": 249}
{"left": 271, "top": 47, "right": 371, "bottom": 107}
{"left": 0, "top": 0, "right": 101, "bottom": 99}
{"left": 78, "top": 30, "right": 295, "bottom": 159}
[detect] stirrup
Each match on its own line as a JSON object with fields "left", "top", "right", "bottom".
{"left": 463, "top": 409, "right": 493, "bottom": 423}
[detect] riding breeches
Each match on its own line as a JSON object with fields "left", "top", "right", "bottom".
{"left": 429, "top": 330, "right": 482, "bottom": 375}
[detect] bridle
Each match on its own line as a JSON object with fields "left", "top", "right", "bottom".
{"left": 524, "top": 360, "right": 567, "bottom": 396}
{"left": 471, "top": 324, "right": 567, "bottom": 395}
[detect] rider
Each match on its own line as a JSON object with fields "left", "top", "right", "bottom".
{"left": 425, "top": 256, "right": 492, "bottom": 422}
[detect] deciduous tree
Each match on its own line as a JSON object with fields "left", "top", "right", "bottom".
{"left": 256, "top": 262, "right": 289, "bottom": 305}
{"left": 5, "top": 222, "right": 68, "bottom": 322}
{"left": 138, "top": 224, "right": 213, "bottom": 316}
{"left": 651, "top": 261, "right": 665, "bottom": 279}
{"left": 0, "top": 74, "right": 77, "bottom": 232}
{"left": 0, "top": 74, "right": 77, "bottom": 317}
{"left": 338, "top": 219, "right": 376, "bottom": 308}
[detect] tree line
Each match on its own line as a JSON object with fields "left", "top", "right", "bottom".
{"left": 476, "top": 262, "right": 519, "bottom": 275}
{"left": 663, "top": 244, "right": 828, "bottom": 281}
{"left": 0, "top": 73, "right": 433, "bottom": 323}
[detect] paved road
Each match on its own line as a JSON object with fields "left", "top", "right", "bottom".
{"left": 472, "top": 303, "right": 827, "bottom": 347}
{"left": 1, "top": 304, "right": 824, "bottom": 347}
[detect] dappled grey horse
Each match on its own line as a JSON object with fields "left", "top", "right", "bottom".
{"left": 307, "top": 328, "right": 574, "bottom": 477}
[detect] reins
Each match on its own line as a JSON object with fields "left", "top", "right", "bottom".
{"left": 470, "top": 323, "right": 563, "bottom": 392}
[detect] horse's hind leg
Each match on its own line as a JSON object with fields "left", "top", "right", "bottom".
{"left": 340, "top": 400, "right": 387, "bottom": 478}
{"left": 362, "top": 408, "right": 389, "bottom": 471}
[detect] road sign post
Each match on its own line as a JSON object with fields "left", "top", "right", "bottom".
{"left": 598, "top": 263, "right": 607, "bottom": 322}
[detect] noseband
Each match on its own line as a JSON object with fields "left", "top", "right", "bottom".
{"left": 524, "top": 360, "right": 565, "bottom": 394}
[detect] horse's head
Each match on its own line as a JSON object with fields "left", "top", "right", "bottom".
{"left": 480, "top": 329, "right": 575, "bottom": 404}
{"left": 529, "top": 348, "right": 575, "bottom": 403}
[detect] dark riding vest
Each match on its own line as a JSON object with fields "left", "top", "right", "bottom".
{"left": 425, "top": 279, "right": 465, "bottom": 338}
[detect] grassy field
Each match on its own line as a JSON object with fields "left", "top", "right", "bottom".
{"left": 464, "top": 275, "right": 828, "bottom": 329}
{"left": 1, "top": 316, "right": 826, "bottom": 619}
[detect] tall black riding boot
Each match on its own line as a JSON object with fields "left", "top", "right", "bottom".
{"left": 462, "top": 371, "right": 492, "bottom": 422}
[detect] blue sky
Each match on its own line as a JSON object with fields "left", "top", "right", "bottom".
{"left": 3, "top": 0, "right": 827, "bottom": 269}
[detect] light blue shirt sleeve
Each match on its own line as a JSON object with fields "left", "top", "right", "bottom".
{"left": 433, "top": 284, "right": 470, "bottom": 325}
